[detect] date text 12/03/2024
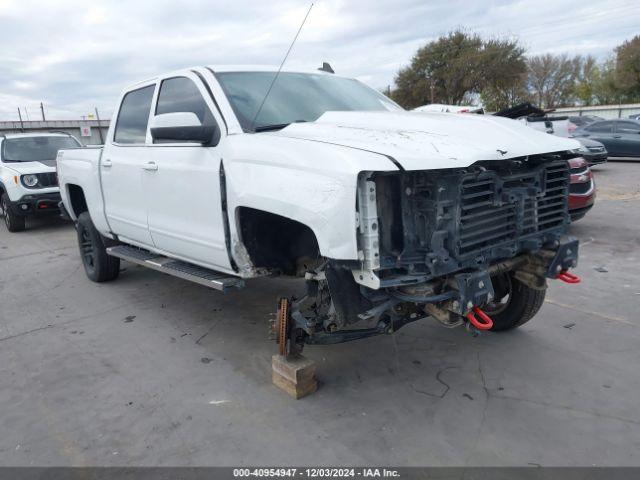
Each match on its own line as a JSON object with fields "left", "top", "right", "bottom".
{"left": 232, "top": 468, "right": 401, "bottom": 478}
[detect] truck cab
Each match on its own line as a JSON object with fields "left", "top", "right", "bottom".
{"left": 57, "top": 66, "right": 583, "bottom": 352}
{"left": 0, "top": 132, "right": 81, "bottom": 232}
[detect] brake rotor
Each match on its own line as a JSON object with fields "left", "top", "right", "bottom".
{"left": 276, "top": 297, "right": 291, "bottom": 356}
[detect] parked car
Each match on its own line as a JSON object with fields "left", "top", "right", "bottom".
{"left": 0, "top": 132, "right": 81, "bottom": 232}
{"left": 57, "top": 66, "right": 582, "bottom": 354}
{"left": 574, "top": 137, "right": 608, "bottom": 166}
{"left": 573, "top": 119, "right": 640, "bottom": 157}
{"left": 628, "top": 113, "right": 640, "bottom": 121}
{"left": 568, "top": 157, "right": 596, "bottom": 221}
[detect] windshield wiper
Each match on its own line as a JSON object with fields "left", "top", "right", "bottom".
{"left": 253, "top": 120, "right": 307, "bottom": 133}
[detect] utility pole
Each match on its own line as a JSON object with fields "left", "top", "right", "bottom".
{"left": 430, "top": 79, "right": 435, "bottom": 104}
{"left": 94, "top": 107, "right": 104, "bottom": 144}
{"left": 40, "top": 102, "right": 46, "bottom": 121}
{"left": 17, "top": 108, "right": 24, "bottom": 132}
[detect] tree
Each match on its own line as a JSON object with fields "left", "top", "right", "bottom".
{"left": 574, "top": 55, "right": 598, "bottom": 106}
{"left": 615, "top": 35, "right": 640, "bottom": 100}
{"left": 391, "top": 30, "right": 526, "bottom": 109}
{"left": 591, "top": 58, "right": 620, "bottom": 105}
{"left": 479, "top": 39, "right": 529, "bottom": 111}
{"left": 392, "top": 33, "right": 640, "bottom": 111}
{"left": 527, "top": 54, "right": 581, "bottom": 108}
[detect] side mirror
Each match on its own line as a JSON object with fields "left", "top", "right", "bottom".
{"left": 150, "top": 112, "right": 219, "bottom": 144}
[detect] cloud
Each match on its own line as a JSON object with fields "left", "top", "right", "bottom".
{"left": 0, "top": 0, "right": 638, "bottom": 120}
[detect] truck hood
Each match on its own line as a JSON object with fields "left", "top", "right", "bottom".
{"left": 274, "top": 111, "right": 581, "bottom": 170}
{"left": 1, "top": 160, "right": 57, "bottom": 175}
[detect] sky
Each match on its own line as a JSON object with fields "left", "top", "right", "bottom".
{"left": 0, "top": 0, "right": 638, "bottom": 120}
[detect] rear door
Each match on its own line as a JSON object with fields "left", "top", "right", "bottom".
{"left": 614, "top": 121, "right": 640, "bottom": 157}
{"left": 101, "top": 83, "right": 156, "bottom": 246}
{"left": 143, "top": 73, "right": 232, "bottom": 271}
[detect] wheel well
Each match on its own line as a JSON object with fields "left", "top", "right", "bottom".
{"left": 67, "top": 184, "right": 88, "bottom": 217}
{"left": 237, "top": 207, "right": 321, "bottom": 276}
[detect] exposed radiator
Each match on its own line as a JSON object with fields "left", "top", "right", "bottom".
{"left": 458, "top": 160, "right": 569, "bottom": 256}
{"left": 374, "top": 158, "right": 571, "bottom": 279}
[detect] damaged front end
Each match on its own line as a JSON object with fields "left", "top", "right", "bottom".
{"left": 280, "top": 153, "right": 581, "bottom": 352}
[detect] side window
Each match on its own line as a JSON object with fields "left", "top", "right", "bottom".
{"left": 155, "top": 77, "right": 214, "bottom": 123}
{"left": 585, "top": 121, "right": 614, "bottom": 133}
{"left": 616, "top": 121, "right": 640, "bottom": 134}
{"left": 114, "top": 85, "right": 155, "bottom": 144}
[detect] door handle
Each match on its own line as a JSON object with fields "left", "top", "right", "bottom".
{"left": 612, "top": 135, "right": 622, "bottom": 138}
{"left": 102, "top": 159, "right": 113, "bottom": 168}
{"left": 142, "top": 162, "right": 158, "bottom": 171}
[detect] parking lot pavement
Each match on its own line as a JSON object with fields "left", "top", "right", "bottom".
{"left": 1, "top": 162, "right": 639, "bottom": 467}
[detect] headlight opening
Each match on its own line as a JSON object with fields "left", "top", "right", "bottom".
{"left": 21, "top": 174, "right": 40, "bottom": 188}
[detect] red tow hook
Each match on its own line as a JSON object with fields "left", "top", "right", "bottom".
{"left": 465, "top": 306, "right": 494, "bottom": 330}
{"left": 556, "top": 271, "right": 581, "bottom": 284}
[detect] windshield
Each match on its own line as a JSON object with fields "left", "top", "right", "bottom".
{"left": 216, "top": 72, "right": 402, "bottom": 132}
{"left": 1, "top": 136, "right": 81, "bottom": 162}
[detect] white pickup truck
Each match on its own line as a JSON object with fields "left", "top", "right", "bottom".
{"left": 57, "top": 65, "right": 582, "bottom": 354}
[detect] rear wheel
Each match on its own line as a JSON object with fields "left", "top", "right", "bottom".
{"left": 76, "top": 212, "right": 120, "bottom": 282}
{"left": 1, "top": 194, "right": 26, "bottom": 232}
{"left": 484, "top": 272, "right": 546, "bottom": 331}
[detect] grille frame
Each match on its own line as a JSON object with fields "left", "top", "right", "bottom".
{"left": 37, "top": 172, "right": 58, "bottom": 188}
{"left": 456, "top": 160, "right": 570, "bottom": 258}
{"left": 374, "top": 158, "right": 572, "bottom": 280}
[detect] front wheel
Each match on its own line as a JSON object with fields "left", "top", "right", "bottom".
{"left": 76, "top": 212, "right": 120, "bottom": 282}
{"left": 483, "top": 272, "right": 546, "bottom": 331}
{"left": 1, "top": 194, "right": 26, "bottom": 232}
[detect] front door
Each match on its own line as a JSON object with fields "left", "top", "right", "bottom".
{"left": 144, "top": 75, "right": 232, "bottom": 272}
{"left": 101, "top": 84, "right": 156, "bottom": 247}
{"left": 580, "top": 120, "right": 617, "bottom": 155}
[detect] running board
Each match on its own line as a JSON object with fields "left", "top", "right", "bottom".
{"left": 106, "top": 245, "right": 244, "bottom": 292}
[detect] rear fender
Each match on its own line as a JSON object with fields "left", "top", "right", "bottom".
{"left": 57, "top": 148, "right": 111, "bottom": 235}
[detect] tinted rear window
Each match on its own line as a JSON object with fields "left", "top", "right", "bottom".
{"left": 569, "top": 117, "right": 590, "bottom": 126}
{"left": 114, "top": 85, "right": 155, "bottom": 144}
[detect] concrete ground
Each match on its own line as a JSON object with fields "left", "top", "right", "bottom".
{"left": 1, "top": 162, "right": 639, "bottom": 467}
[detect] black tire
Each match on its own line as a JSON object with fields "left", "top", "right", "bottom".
{"left": 1, "top": 193, "right": 26, "bottom": 232}
{"left": 484, "top": 273, "right": 546, "bottom": 332}
{"left": 76, "top": 212, "right": 120, "bottom": 282}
